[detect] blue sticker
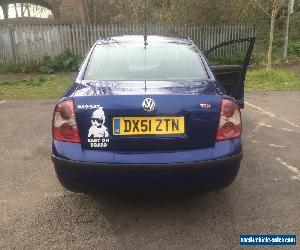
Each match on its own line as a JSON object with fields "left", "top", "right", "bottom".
{"left": 114, "top": 118, "right": 120, "bottom": 135}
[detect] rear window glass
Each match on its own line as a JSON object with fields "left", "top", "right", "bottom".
{"left": 84, "top": 42, "right": 208, "bottom": 81}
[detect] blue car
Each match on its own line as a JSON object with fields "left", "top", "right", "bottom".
{"left": 52, "top": 35, "right": 255, "bottom": 191}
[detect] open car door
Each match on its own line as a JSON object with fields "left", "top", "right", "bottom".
{"left": 205, "top": 37, "right": 256, "bottom": 108}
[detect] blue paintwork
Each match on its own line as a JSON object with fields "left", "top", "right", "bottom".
{"left": 74, "top": 95, "right": 223, "bottom": 151}
{"left": 53, "top": 138, "right": 241, "bottom": 164}
{"left": 52, "top": 35, "right": 243, "bottom": 189}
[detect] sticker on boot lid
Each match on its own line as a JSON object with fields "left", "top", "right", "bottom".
{"left": 85, "top": 106, "right": 110, "bottom": 148}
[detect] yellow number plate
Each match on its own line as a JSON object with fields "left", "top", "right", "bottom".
{"left": 113, "top": 117, "right": 185, "bottom": 135}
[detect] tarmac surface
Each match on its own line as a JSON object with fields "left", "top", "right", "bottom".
{"left": 0, "top": 91, "right": 299, "bottom": 249}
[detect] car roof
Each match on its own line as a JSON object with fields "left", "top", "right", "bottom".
{"left": 96, "top": 35, "right": 193, "bottom": 45}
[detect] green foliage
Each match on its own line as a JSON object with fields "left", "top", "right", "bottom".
{"left": 0, "top": 81, "right": 10, "bottom": 86}
{"left": 82, "top": 0, "right": 269, "bottom": 25}
{"left": 251, "top": 52, "right": 267, "bottom": 65}
{"left": 290, "top": 0, "right": 300, "bottom": 41}
{"left": 23, "top": 76, "right": 55, "bottom": 86}
{"left": 38, "top": 50, "right": 83, "bottom": 74}
{"left": 287, "top": 42, "right": 300, "bottom": 59}
{"left": 0, "top": 75, "right": 54, "bottom": 87}
{"left": 0, "top": 50, "right": 83, "bottom": 74}
{"left": 207, "top": 51, "right": 245, "bottom": 65}
{"left": 0, "top": 63, "right": 38, "bottom": 74}
{"left": 246, "top": 41, "right": 300, "bottom": 67}
{"left": 246, "top": 68, "right": 300, "bottom": 91}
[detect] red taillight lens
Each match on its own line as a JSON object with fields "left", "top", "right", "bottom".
{"left": 216, "top": 99, "right": 241, "bottom": 141}
{"left": 53, "top": 100, "right": 80, "bottom": 143}
{"left": 223, "top": 101, "right": 235, "bottom": 118}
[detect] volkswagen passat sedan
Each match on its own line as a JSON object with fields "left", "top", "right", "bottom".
{"left": 52, "top": 35, "right": 255, "bottom": 191}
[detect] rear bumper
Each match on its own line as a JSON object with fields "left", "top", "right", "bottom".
{"left": 52, "top": 153, "right": 242, "bottom": 191}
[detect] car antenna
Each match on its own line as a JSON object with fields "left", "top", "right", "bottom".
{"left": 143, "top": 0, "right": 148, "bottom": 49}
{"left": 143, "top": 0, "right": 148, "bottom": 93}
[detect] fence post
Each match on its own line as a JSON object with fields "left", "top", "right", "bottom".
{"left": 8, "top": 24, "right": 17, "bottom": 64}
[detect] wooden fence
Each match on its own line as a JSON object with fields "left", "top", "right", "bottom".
{"left": 0, "top": 23, "right": 255, "bottom": 64}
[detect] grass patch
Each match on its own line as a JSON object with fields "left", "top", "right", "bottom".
{"left": 0, "top": 74, "right": 74, "bottom": 100}
{"left": 246, "top": 68, "right": 300, "bottom": 92}
{"left": 0, "top": 69, "right": 299, "bottom": 100}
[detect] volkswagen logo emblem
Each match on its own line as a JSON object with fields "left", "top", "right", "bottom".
{"left": 142, "top": 98, "right": 155, "bottom": 112}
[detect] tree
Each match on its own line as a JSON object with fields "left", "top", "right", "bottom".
{"left": 251, "top": 0, "right": 286, "bottom": 70}
{"left": 283, "top": 0, "right": 294, "bottom": 60}
{"left": 268, "top": 0, "right": 287, "bottom": 70}
{"left": 14, "top": 3, "right": 19, "bottom": 18}
{"left": 0, "top": 4, "right": 9, "bottom": 19}
{"left": 81, "top": 0, "right": 259, "bottom": 25}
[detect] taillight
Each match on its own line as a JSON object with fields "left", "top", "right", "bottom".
{"left": 216, "top": 99, "right": 241, "bottom": 141}
{"left": 53, "top": 100, "right": 80, "bottom": 143}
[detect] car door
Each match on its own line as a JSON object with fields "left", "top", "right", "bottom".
{"left": 205, "top": 37, "right": 256, "bottom": 108}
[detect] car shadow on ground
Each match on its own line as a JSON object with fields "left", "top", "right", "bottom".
{"left": 44, "top": 188, "right": 236, "bottom": 245}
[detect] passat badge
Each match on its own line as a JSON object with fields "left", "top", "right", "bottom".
{"left": 142, "top": 98, "right": 155, "bottom": 112}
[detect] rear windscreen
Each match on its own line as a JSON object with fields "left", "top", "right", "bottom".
{"left": 84, "top": 42, "right": 208, "bottom": 81}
